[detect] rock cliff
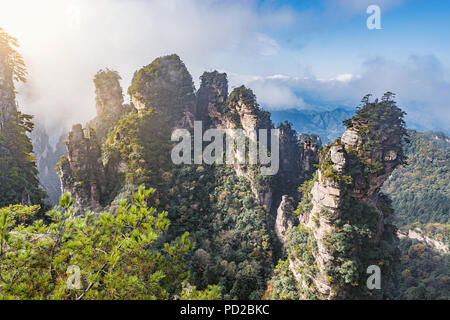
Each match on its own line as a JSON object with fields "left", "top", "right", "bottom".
{"left": 274, "top": 94, "right": 408, "bottom": 299}
{"left": 59, "top": 124, "right": 105, "bottom": 215}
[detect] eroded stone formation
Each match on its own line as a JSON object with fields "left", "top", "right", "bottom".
{"left": 94, "top": 69, "right": 124, "bottom": 115}
{"left": 127, "top": 54, "right": 196, "bottom": 128}
{"left": 59, "top": 56, "right": 317, "bottom": 217}
{"left": 282, "top": 98, "right": 407, "bottom": 299}
{"left": 59, "top": 124, "right": 105, "bottom": 214}
{"left": 298, "top": 134, "right": 321, "bottom": 180}
{"left": 195, "top": 71, "right": 228, "bottom": 128}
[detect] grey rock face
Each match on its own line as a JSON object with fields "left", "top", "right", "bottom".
{"left": 275, "top": 195, "right": 295, "bottom": 244}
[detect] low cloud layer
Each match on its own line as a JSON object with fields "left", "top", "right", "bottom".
{"left": 0, "top": 0, "right": 448, "bottom": 139}
{"left": 2, "top": 0, "right": 296, "bottom": 139}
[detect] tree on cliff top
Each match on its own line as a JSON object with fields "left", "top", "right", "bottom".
{"left": 0, "top": 27, "right": 26, "bottom": 83}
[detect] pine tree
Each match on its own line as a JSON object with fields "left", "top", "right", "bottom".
{"left": 0, "top": 28, "right": 47, "bottom": 209}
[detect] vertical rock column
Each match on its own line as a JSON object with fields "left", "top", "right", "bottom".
{"left": 59, "top": 124, "right": 105, "bottom": 215}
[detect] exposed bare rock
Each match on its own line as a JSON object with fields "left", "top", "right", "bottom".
{"left": 398, "top": 228, "right": 449, "bottom": 253}
{"left": 131, "top": 94, "right": 146, "bottom": 111}
{"left": 198, "top": 77, "right": 275, "bottom": 210}
{"left": 341, "top": 129, "right": 360, "bottom": 147}
{"left": 275, "top": 196, "right": 296, "bottom": 244}
{"left": 59, "top": 124, "right": 106, "bottom": 215}
{"left": 196, "top": 71, "right": 228, "bottom": 128}
{"left": 330, "top": 145, "right": 346, "bottom": 172}
{"left": 298, "top": 135, "right": 321, "bottom": 175}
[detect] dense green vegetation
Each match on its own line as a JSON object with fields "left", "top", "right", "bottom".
{"left": 0, "top": 187, "right": 219, "bottom": 299}
{"left": 83, "top": 56, "right": 277, "bottom": 299}
{"left": 162, "top": 164, "right": 275, "bottom": 299}
{"left": 383, "top": 130, "right": 449, "bottom": 225}
{"left": 395, "top": 236, "right": 449, "bottom": 300}
{"left": 343, "top": 92, "right": 409, "bottom": 167}
{"left": 0, "top": 28, "right": 47, "bottom": 211}
{"left": 103, "top": 109, "right": 174, "bottom": 198}
{"left": 0, "top": 27, "right": 26, "bottom": 82}
{"left": 0, "top": 112, "right": 47, "bottom": 209}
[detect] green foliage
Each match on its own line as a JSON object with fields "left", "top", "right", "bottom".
{"left": 0, "top": 28, "right": 47, "bottom": 211}
{"left": 0, "top": 111, "right": 47, "bottom": 210}
{"left": 318, "top": 148, "right": 353, "bottom": 185}
{"left": 128, "top": 54, "right": 195, "bottom": 124}
{"left": 96, "top": 56, "right": 276, "bottom": 299}
{"left": 103, "top": 109, "right": 174, "bottom": 199}
{"left": 269, "top": 225, "right": 320, "bottom": 299}
{"left": 267, "top": 259, "right": 299, "bottom": 300}
{"left": 365, "top": 160, "right": 384, "bottom": 174}
{"left": 0, "top": 187, "right": 220, "bottom": 299}
{"left": 0, "top": 27, "right": 27, "bottom": 83}
{"left": 225, "top": 86, "right": 271, "bottom": 128}
{"left": 294, "top": 175, "right": 316, "bottom": 216}
{"left": 395, "top": 235, "right": 449, "bottom": 300}
{"left": 161, "top": 164, "right": 275, "bottom": 300}
{"left": 344, "top": 92, "right": 409, "bottom": 167}
{"left": 383, "top": 130, "right": 449, "bottom": 225}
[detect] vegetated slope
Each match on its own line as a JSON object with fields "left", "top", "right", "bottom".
{"left": 382, "top": 130, "right": 449, "bottom": 300}
{"left": 57, "top": 55, "right": 321, "bottom": 299}
{"left": 395, "top": 224, "right": 449, "bottom": 300}
{"left": 383, "top": 130, "right": 450, "bottom": 225}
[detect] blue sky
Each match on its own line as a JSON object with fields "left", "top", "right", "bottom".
{"left": 0, "top": 0, "right": 449, "bottom": 135}
{"left": 242, "top": 0, "right": 450, "bottom": 77}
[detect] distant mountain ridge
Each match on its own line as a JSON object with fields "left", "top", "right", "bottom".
{"left": 270, "top": 108, "right": 353, "bottom": 143}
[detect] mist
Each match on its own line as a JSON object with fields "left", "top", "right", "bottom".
{"left": 1, "top": 0, "right": 296, "bottom": 142}
{"left": 0, "top": 0, "right": 448, "bottom": 142}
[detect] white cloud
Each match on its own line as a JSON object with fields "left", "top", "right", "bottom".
{"left": 1, "top": 0, "right": 447, "bottom": 137}
{"left": 333, "top": 73, "right": 354, "bottom": 82}
{"left": 239, "top": 54, "right": 450, "bottom": 134}
{"left": 0, "top": 0, "right": 295, "bottom": 136}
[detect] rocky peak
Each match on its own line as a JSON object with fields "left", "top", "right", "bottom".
{"left": 128, "top": 54, "right": 196, "bottom": 128}
{"left": 94, "top": 69, "right": 124, "bottom": 115}
{"left": 196, "top": 71, "right": 228, "bottom": 127}
{"left": 226, "top": 86, "right": 271, "bottom": 132}
{"left": 298, "top": 134, "right": 321, "bottom": 178}
{"left": 283, "top": 95, "right": 408, "bottom": 300}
